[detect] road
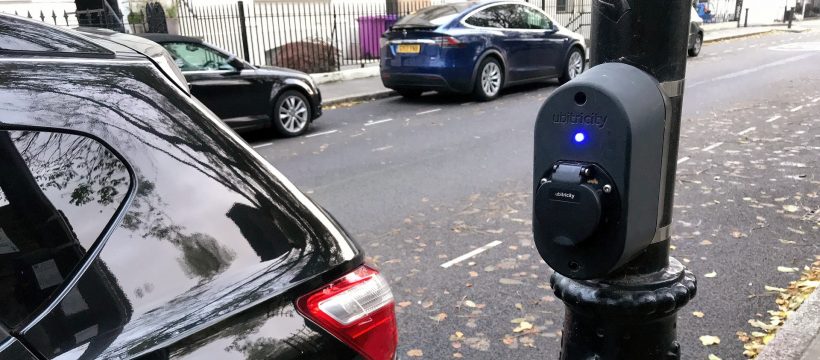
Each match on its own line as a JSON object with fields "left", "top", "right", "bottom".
{"left": 247, "top": 29, "right": 820, "bottom": 359}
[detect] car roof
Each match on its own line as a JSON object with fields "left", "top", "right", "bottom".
{"left": 138, "top": 33, "right": 203, "bottom": 44}
{"left": 0, "top": 14, "right": 116, "bottom": 57}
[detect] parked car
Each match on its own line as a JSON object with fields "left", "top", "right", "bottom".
{"left": 689, "top": 6, "right": 704, "bottom": 56}
{"left": 380, "top": 0, "right": 587, "bottom": 101}
{"left": 0, "top": 14, "right": 397, "bottom": 360}
{"left": 138, "top": 34, "right": 322, "bottom": 137}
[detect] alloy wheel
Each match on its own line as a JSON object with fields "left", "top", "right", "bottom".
{"left": 568, "top": 51, "right": 584, "bottom": 80}
{"left": 279, "top": 95, "right": 308, "bottom": 134}
{"left": 481, "top": 62, "right": 501, "bottom": 97}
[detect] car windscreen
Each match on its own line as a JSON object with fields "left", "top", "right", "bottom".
{"left": 394, "top": 4, "right": 472, "bottom": 29}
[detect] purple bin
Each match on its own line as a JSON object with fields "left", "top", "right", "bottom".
{"left": 357, "top": 15, "right": 398, "bottom": 59}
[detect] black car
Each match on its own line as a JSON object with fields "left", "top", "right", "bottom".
{"left": 139, "top": 33, "right": 322, "bottom": 137}
{"left": 0, "top": 14, "right": 397, "bottom": 360}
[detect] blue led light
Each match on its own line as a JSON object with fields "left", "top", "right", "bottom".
{"left": 574, "top": 132, "right": 586, "bottom": 143}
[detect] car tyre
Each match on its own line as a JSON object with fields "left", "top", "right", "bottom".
{"left": 688, "top": 33, "right": 703, "bottom": 57}
{"left": 272, "top": 90, "right": 311, "bottom": 137}
{"left": 396, "top": 89, "right": 424, "bottom": 98}
{"left": 473, "top": 57, "right": 503, "bottom": 101}
{"left": 560, "top": 48, "right": 585, "bottom": 84}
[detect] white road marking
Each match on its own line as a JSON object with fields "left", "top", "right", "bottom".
{"left": 252, "top": 142, "right": 273, "bottom": 149}
{"left": 790, "top": 105, "right": 804, "bottom": 112}
{"left": 737, "top": 126, "right": 756, "bottom": 136}
{"left": 416, "top": 108, "right": 441, "bottom": 115}
{"left": 766, "top": 115, "right": 782, "bottom": 123}
{"left": 365, "top": 118, "right": 393, "bottom": 126}
{"left": 372, "top": 145, "right": 394, "bottom": 152}
{"left": 677, "top": 156, "right": 690, "bottom": 164}
{"left": 305, "top": 129, "right": 338, "bottom": 138}
{"left": 702, "top": 142, "right": 724, "bottom": 152}
{"left": 687, "top": 53, "right": 815, "bottom": 88}
{"left": 440, "top": 240, "right": 503, "bottom": 269}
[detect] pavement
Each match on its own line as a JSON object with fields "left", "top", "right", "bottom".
{"left": 247, "top": 23, "right": 820, "bottom": 359}
{"left": 320, "top": 19, "right": 820, "bottom": 107}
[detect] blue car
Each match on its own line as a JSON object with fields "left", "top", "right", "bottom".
{"left": 380, "top": 0, "right": 587, "bottom": 101}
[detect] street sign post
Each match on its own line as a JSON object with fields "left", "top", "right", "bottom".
{"left": 532, "top": 0, "right": 697, "bottom": 358}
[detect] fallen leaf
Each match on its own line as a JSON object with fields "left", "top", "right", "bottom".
{"left": 704, "top": 271, "right": 717, "bottom": 278}
{"left": 452, "top": 331, "right": 464, "bottom": 340}
{"left": 431, "top": 312, "right": 448, "bottom": 322}
{"left": 708, "top": 354, "right": 722, "bottom": 360}
{"left": 730, "top": 231, "right": 744, "bottom": 239}
{"left": 407, "top": 349, "right": 423, "bottom": 357}
{"left": 464, "top": 300, "right": 477, "bottom": 308}
{"left": 700, "top": 240, "right": 713, "bottom": 245}
{"left": 453, "top": 353, "right": 463, "bottom": 358}
{"left": 515, "top": 303, "right": 524, "bottom": 310}
{"left": 783, "top": 205, "right": 799, "bottom": 212}
{"left": 779, "top": 239, "right": 797, "bottom": 245}
{"left": 777, "top": 266, "right": 798, "bottom": 273}
{"left": 699, "top": 335, "right": 721, "bottom": 346}
{"left": 398, "top": 301, "right": 412, "bottom": 308}
{"left": 692, "top": 311, "right": 705, "bottom": 318}
{"left": 513, "top": 321, "right": 533, "bottom": 333}
{"left": 499, "top": 278, "right": 523, "bottom": 285}
{"left": 468, "top": 271, "right": 478, "bottom": 277}
{"left": 764, "top": 285, "right": 786, "bottom": 292}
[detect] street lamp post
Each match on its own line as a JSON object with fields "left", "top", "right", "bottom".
{"left": 532, "top": 1, "right": 698, "bottom": 359}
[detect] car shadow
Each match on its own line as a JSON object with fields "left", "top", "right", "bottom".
{"left": 389, "top": 79, "right": 561, "bottom": 105}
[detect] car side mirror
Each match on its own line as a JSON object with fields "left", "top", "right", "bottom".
{"left": 227, "top": 55, "right": 244, "bottom": 71}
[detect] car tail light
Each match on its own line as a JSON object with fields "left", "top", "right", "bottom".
{"left": 433, "top": 36, "right": 463, "bottom": 48}
{"left": 296, "top": 265, "right": 397, "bottom": 360}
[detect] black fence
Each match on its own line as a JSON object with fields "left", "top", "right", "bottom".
{"left": 175, "top": 0, "right": 592, "bottom": 74}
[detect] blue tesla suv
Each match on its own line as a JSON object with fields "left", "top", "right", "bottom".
{"left": 380, "top": 1, "right": 586, "bottom": 101}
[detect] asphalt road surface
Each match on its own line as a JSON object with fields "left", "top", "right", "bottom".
{"left": 246, "top": 28, "right": 820, "bottom": 359}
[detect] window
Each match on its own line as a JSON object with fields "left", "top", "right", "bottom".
{"left": 0, "top": 130, "right": 130, "bottom": 328}
{"left": 464, "top": 4, "right": 519, "bottom": 29}
{"left": 511, "top": 5, "right": 554, "bottom": 30}
{"left": 393, "top": 4, "right": 472, "bottom": 28}
{"left": 557, "top": 0, "right": 574, "bottom": 13}
{"left": 161, "top": 42, "right": 236, "bottom": 72}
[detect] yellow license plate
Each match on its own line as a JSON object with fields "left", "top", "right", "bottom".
{"left": 397, "top": 44, "right": 421, "bottom": 53}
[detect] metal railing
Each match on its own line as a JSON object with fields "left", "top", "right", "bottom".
{"left": 0, "top": 0, "right": 124, "bottom": 32}
{"left": 175, "top": 0, "right": 592, "bottom": 74}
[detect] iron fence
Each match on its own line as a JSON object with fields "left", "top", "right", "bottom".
{"left": 175, "top": 0, "right": 592, "bottom": 74}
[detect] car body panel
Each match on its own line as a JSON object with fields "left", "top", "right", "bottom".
{"left": 380, "top": 0, "right": 585, "bottom": 94}
{"left": 0, "top": 18, "right": 362, "bottom": 359}
{"left": 689, "top": 7, "right": 704, "bottom": 50}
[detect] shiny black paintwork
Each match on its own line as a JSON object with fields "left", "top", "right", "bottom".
{"left": 139, "top": 34, "right": 322, "bottom": 132}
{"left": 0, "top": 15, "right": 361, "bottom": 360}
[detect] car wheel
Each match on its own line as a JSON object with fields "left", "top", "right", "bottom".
{"left": 396, "top": 89, "right": 423, "bottom": 98}
{"left": 473, "top": 57, "right": 503, "bottom": 101}
{"left": 688, "top": 33, "right": 703, "bottom": 57}
{"left": 272, "top": 90, "right": 311, "bottom": 137}
{"left": 560, "top": 48, "right": 585, "bottom": 84}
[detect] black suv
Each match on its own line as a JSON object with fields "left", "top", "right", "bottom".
{"left": 0, "top": 15, "right": 396, "bottom": 360}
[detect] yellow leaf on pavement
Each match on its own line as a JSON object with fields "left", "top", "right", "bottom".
{"left": 708, "top": 354, "right": 722, "bottom": 360}
{"left": 692, "top": 311, "right": 705, "bottom": 318}
{"left": 699, "top": 335, "right": 721, "bottom": 346}
{"left": 704, "top": 271, "right": 717, "bottom": 278}
{"left": 464, "top": 300, "right": 476, "bottom": 308}
{"left": 407, "top": 349, "right": 423, "bottom": 357}
{"left": 513, "top": 321, "right": 534, "bottom": 333}
{"left": 777, "top": 266, "right": 798, "bottom": 273}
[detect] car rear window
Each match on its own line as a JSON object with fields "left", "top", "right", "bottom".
{"left": 0, "top": 130, "right": 131, "bottom": 329}
{"left": 394, "top": 4, "right": 472, "bottom": 28}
